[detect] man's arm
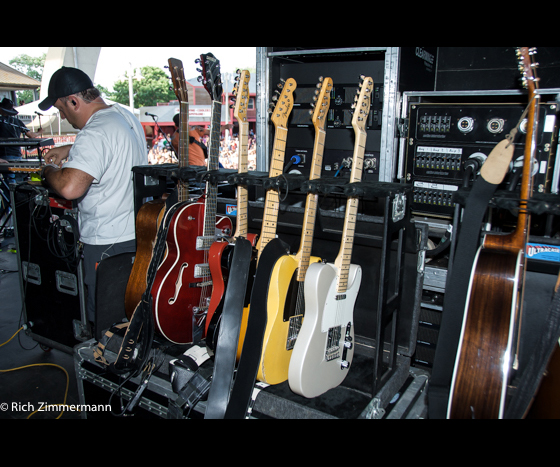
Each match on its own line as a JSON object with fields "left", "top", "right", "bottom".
{"left": 41, "top": 165, "right": 94, "bottom": 200}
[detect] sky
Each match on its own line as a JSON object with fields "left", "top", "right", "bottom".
{"left": 0, "top": 47, "right": 257, "bottom": 90}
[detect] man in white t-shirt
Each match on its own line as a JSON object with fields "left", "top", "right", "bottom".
{"left": 39, "top": 67, "right": 148, "bottom": 324}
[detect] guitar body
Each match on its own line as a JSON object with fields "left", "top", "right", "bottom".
{"left": 258, "top": 254, "right": 322, "bottom": 385}
{"left": 124, "top": 198, "right": 166, "bottom": 320}
{"left": 289, "top": 261, "right": 362, "bottom": 398}
{"left": 151, "top": 201, "right": 232, "bottom": 344}
{"left": 206, "top": 241, "right": 232, "bottom": 337}
{"left": 448, "top": 247, "right": 522, "bottom": 419}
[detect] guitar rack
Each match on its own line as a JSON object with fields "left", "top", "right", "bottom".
{"left": 75, "top": 165, "right": 430, "bottom": 419}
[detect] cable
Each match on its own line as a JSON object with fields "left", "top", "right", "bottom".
{"left": 0, "top": 327, "right": 72, "bottom": 419}
{"left": 0, "top": 326, "right": 24, "bottom": 348}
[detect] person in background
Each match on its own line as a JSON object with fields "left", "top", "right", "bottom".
{"left": 0, "top": 97, "right": 44, "bottom": 165}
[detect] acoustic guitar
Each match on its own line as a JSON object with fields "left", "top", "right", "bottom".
{"left": 448, "top": 47, "right": 540, "bottom": 419}
{"left": 288, "top": 76, "right": 373, "bottom": 399}
{"left": 151, "top": 53, "right": 231, "bottom": 344}
{"left": 205, "top": 69, "right": 258, "bottom": 350}
{"left": 257, "top": 77, "right": 333, "bottom": 385}
{"left": 236, "top": 77, "right": 297, "bottom": 359}
{"left": 124, "top": 57, "right": 188, "bottom": 321}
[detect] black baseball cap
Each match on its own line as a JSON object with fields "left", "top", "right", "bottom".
{"left": 39, "top": 67, "right": 94, "bottom": 111}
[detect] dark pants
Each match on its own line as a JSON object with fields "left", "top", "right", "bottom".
{"left": 83, "top": 239, "right": 136, "bottom": 322}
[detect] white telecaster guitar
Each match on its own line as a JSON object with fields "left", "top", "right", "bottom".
{"left": 288, "top": 76, "right": 373, "bottom": 398}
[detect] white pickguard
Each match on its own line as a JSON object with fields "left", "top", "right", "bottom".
{"left": 288, "top": 261, "right": 362, "bottom": 399}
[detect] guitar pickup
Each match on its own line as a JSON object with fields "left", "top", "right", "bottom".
{"left": 196, "top": 236, "right": 215, "bottom": 250}
{"left": 194, "top": 263, "right": 210, "bottom": 278}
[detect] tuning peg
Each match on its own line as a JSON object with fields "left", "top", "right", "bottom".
{"left": 195, "top": 58, "right": 201, "bottom": 64}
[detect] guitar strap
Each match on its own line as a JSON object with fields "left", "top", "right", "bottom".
{"left": 428, "top": 177, "right": 501, "bottom": 419}
{"left": 505, "top": 274, "right": 560, "bottom": 419}
{"left": 204, "top": 237, "right": 253, "bottom": 419}
{"left": 428, "top": 136, "right": 516, "bottom": 419}
{"left": 224, "top": 238, "right": 290, "bottom": 419}
{"left": 94, "top": 192, "right": 180, "bottom": 377}
{"left": 189, "top": 136, "right": 208, "bottom": 159}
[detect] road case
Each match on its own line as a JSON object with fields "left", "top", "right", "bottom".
{"left": 11, "top": 183, "right": 89, "bottom": 353}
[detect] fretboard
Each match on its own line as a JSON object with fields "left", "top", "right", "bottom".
{"left": 296, "top": 127, "right": 325, "bottom": 281}
{"left": 257, "top": 125, "right": 288, "bottom": 260}
{"left": 234, "top": 120, "right": 249, "bottom": 238}
{"left": 335, "top": 129, "right": 366, "bottom": 294}
{"left": 178, "top": 101, "right": 190, "bottom": 203}
{"left": 202, "top": 100, "right": 221, "bottom": 242}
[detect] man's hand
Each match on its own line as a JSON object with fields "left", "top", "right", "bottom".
{"left": 44, "top": 144, "right": 72, "bottom": 167}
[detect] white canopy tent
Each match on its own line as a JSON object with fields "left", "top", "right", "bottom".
{"left": 12, "top": 47, "right": 140, "bottom": 138}
{"left": 15, "top": 98, "right": 139, "bottom": 137}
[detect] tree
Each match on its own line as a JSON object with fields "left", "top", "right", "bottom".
{"left": 9, "top": 53, "right": 46, "bottom": 104}
{"left": 107, "top": 66, "right": 176, "bottom": 108}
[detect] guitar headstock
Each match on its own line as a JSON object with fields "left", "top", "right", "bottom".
{"left": 168, "top": 58, "right": 189, "bottom": 103}
{"left": 351, "top": 75, "right": 374, "bottom": 132}
{"left": 517, "top": 47, "right": 539, "bottom": 92}
{"left": 196, "top": 52, "right": 223, "bottom": 101}
{"left": 232, "top": 69, "right": 250, "bottom": 123}
{"left": 311, "top": 77, "right": 333, "bottom": 132}
{"left": 269, "top": 78, "right": 297, "bottom": 128}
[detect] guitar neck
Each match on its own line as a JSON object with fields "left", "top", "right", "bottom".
{"left": 258, "top": 125, "right": 288, "bottom": 259}
{"left": 203, "top": 100, "right": 221, "bottom": 240}
{"left": 334, "top": 129, "right": 366, "bottom": 294}
{"left": 234, "top": 120, "right": 249, "bottom": 238}
{"left": 483, "top": 87, "right": 539, "bottom": 254}
{"left": 296, "top": 127, "right": 326, "bottom": 281}
{"left": 178, "top": 101, "right": 190, "bottom": 203}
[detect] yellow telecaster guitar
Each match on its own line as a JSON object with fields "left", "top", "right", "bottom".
{"left": 236, "top": 78, "right": 297, "bottom": 359}
{"left": 257, "top": 77, "right": 333, "bottom": 385}
{"left": 289, "top": 76, "right": 373, "bottom": 398}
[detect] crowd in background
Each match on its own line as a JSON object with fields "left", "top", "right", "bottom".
{"left": 148, "top": 131, "right": 257, "bottom": 170}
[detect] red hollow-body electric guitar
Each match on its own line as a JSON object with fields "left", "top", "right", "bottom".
{"left": 151, "top": 53, "right": 231, "bottom": 344}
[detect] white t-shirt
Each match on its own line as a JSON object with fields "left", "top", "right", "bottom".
{"left": 64, "top": 104, "right": 147, "bottom": 245}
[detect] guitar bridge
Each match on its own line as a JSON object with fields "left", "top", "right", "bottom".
{"left": 286, "top": 315, "right": 303, "bottom": 351}
{"left": 325, "top": 326, "right": 342, "bottom": 361}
